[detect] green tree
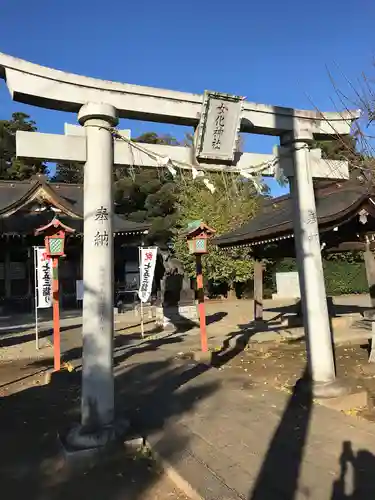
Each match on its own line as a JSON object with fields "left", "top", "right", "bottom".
{"left": 314, "top": 136, "right": 357, "bottom": 161}
{"left": 0, "top": 112, "right": 46, "bottom": 180}
{"left": 172, "top": 174, "right": 259, "bottom": 287}
{"left": 52, "top": 131, "right": 182, "bottom": 243}
{"left": 114, "top": 168, "right": 178, "bottom": 243}
{"left": 113, "top": 131, "right": 187, "bottom": 243}
{"left": 53, "top": 161, "right": 83, "bottom": 183}
{"left": 134, "top": 132, "right": 180, "bottom": 146}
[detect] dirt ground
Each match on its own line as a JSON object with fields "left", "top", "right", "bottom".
{"left": 224, "top": 338, "right": 375, "bottom": 420}
{"left": 0, "top": 370, "right": 189, "bottom": 500}
{"left": 36, "top": 450, "right": 189, "bottom": 500}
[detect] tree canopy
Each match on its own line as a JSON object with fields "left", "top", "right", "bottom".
{"left": 53, "top": 161, "right": 83, "bottom": 184}
{"left": 52, "top": 131, "right": 183, "bottom": 243}
{"left": 314, "top": 136, "right": 357, "bottom": 161}
{"left": 0, "top": 112, "right": 46, "bottom": 180}
{"left": 172, "top": 174, "right": 259, "bottom": 285}
{"left": 115, "top": 167, "right": 179, "bottom": 244}
{"left": 113, "top": 132, "right": 184, "bottom": 244}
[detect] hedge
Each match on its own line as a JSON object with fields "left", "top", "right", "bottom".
{"left": 269, "top": 257, "right": 368, "bottom": 296}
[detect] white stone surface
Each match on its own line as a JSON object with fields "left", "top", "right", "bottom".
{"left": 16, "top": 130, "right": 277, "bottom": 172}
{"left": 17, "top": 132, "right": 86, "bottom": 163}
{"left": 64, "top": 122, "right": 131, "bottom": 139}
{"left": 16, "top": 130, "right": 349, "bottom": 178}
{"left": 78, "top": 102, "right": 118, "bottom": 428}
{"left": 0, "top": 52, "right": 359, "bottom": 135}
{"left": 278, "top": 146, "right": 349, "bottom": 180}
{"left": 287, "top": 124, "right": 336, "bottom": 385}
{"left": 275, "top": 272, "right": 300, "bottom": 299}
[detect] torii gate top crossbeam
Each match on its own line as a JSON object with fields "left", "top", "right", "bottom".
{"left": 0, "top": 53, "right": 360, "bottom": 136}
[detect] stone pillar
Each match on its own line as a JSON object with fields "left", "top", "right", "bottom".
{"left": 281, "top": 123, "right": 339, "bottom": 396}
{"left": 364, "top": 238, "right": 375, "bottom": 310}
{"left": 78, "top": 103, "right": 118, "bottom": 431}
{"left": 253, "top": 259, "right": 263, "bottom": 322}
{"left": 4, "top": 245, "right": 11, "bottom": 300}
{"left": 78, "top": 244, "right": 83, "bottom": 280}
{"left": 26, "top": 246, "right": 33, "bottom": 298}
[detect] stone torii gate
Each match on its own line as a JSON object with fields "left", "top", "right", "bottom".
{"left": 0, "top": 53, "right": 360, "bottom": 446}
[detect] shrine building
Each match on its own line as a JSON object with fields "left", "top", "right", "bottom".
{"left": 0, "top": 174, "right": 149, "bottom": 313}
{"left": 215, "top": 171, "right": 375, "bottom": 319}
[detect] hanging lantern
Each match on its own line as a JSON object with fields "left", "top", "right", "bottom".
{"left": 35, "top": 217, "right": 75, "bottom": 258}
{"left": 185, "top": 220, "right": 216, "bottom": 255}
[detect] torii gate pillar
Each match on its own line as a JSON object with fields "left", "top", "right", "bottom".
{"left": 69, "top": 103, "right": 120, "bottom": 444}
{"left": 80, "top": 103, "right": 117, "bottom": 430}
{"left": 281, "top": 122, "right": 344, "bottom": 397}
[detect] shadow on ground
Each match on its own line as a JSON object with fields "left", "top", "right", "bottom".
{"left": 0, "top": 324, "right": 82, "bottom": 348}
{"left": 28, "top": 329, "right": 188, "bottom": 372}
{"left": 331, "top": 441, "right": 375, "bottom": 499}
{"left": 245, "top": 365, "right": 375, "bottom": 499}
{"left": 266, "top": 297, "right": 374, "bottom": 322}
{"left": 0, "top": 357, "right": 217, "bottom": 500}
{"left": 206, "top": 311, "right": 228, "bottom": 325}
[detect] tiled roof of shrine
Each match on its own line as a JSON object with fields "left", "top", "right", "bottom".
{"left": 0, "top": 175, "right": 150, "bottom": 236}
{"left": 214, "top": 172, "right": 372, "bottom": 249}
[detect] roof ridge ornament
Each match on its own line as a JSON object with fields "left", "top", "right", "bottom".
{"left": 31, "top": 173, "right": 48, "bottom": 183}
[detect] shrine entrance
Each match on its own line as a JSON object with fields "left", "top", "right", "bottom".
{"left": 0, "top": 52, "right": 360, "bottom": 444}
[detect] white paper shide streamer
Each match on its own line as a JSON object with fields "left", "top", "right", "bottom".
{"left": 274, "top": 161, "right": 286, "bottom": 185}
{"left": 157, "top": 156, "right": 177, "bottom": 177}
{"left": 192, "top": 167, "right": 204, "bottom": 180}
{"left": 203, "top": 178, "right": 216, "bottom": 193}
{"left": 112, "top": 128, "right": 287, "bottom": 196}
{"left": 240, "top": 170, "right": 265, "bottom": 193}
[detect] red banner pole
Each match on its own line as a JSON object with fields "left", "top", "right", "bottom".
{"left": 52, "top": 257, "right": 61, "bottom": 371}
{"left": 196, "top": 254, "right": 208, "bottom": 352}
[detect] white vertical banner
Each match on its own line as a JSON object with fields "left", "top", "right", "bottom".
{"left": 36, "top": 247, "right": 52, "bottom": 309}
{"left": 138, "top": 247, "right": 157, "bottom": 303}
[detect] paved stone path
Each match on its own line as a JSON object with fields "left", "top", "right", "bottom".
{"left": 101, "top": 334, "right": 375, "bottom": 500}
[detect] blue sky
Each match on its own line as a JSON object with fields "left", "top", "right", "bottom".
{"left": 1, "top": 0, "right": 374, "bottom": 196}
